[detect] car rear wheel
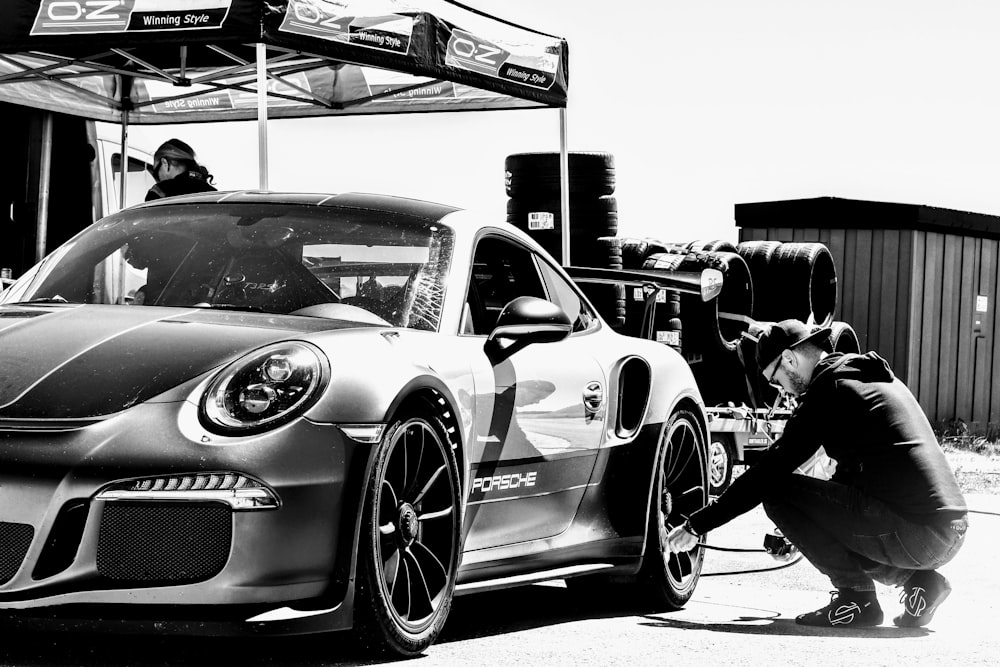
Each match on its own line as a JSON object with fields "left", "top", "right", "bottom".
{"left": 708, "top": 434, "right": 735, "bottom": 496}
{"left": 640, "top": 409, "right": 708, "bottom": 609}
{"left": 355, "top": 406, "right": 461, "bottom": 656}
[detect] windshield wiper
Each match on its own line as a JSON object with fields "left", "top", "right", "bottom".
{"left": 192, "top": 303, "right": 265, "bottom": 313}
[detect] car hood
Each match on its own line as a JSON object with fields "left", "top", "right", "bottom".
{"left": 0, "top": 304, "right": 374, "bottom": 419}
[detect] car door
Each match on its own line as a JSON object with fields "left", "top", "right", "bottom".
{"left": 461, "top": 235, "right": 607, "bottom": 551}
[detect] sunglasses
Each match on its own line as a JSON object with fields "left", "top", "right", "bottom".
{"left": 765, "top": 356, "right": 783, "bottom": 388}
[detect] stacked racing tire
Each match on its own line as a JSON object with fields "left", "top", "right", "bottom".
{"left": 506, "top": 152, "right": 626, "bottom": 328}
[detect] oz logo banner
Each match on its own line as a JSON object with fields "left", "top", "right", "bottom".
{"left": 31, "top": 0, "right": 233, "bottom": 35}
{"left": 280, "top": 0, "right": 413, "bottom": 55}
{"left": 445, "top": 29, "right": 558, "bottom": 91}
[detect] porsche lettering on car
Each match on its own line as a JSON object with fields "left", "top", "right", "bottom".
{"left": 472, "top": 471, "right": 538, "bottom": 493}
{"left": 0, "top": 191, "right": 710, "bottom": 656}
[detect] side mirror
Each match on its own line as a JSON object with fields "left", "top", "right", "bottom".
{"left": 486, "top": 296, "right": 572, "bottom": 357}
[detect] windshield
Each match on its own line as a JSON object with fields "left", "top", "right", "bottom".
{"left": 1, "top": 202, "right": 454, "bottom": 331}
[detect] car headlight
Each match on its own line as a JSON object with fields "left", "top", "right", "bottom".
{"left": 200, "top": 341, "right": 329, "bottom": 434}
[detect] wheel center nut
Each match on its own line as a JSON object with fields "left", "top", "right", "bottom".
{"left": 398, "top": 503, "right": 419, "bottom": 542}
{"left": 661, "top": 489, "right": 673, "bottom": 518}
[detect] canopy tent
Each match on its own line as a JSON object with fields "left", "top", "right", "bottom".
{"left": 0, "top": 1, "right": 574, "bottom": 260}
{"left": 0, "top": 0, "right": 567, "bottom": 120}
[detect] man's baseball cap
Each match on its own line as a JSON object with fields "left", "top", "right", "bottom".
{"left": 756, "top": 319, "right": 833, "bottom": 372}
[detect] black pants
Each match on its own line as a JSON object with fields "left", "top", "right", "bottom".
{"left": 763, "top": 474, "right": 967, "bottom": 590}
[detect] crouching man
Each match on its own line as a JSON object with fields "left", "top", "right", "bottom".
{"left": 667, "top": 319, "right": 968, "bottom": 628}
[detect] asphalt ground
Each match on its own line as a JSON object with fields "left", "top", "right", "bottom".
{"left": 423, "top": 493, "right": 1000, "bottom": 666}
{"left": 0, "top": 496, "right": 996, "bottom": 666}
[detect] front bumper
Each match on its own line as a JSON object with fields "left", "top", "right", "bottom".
{"left": 0, "top": 398, "right": 376, "bottom": 634}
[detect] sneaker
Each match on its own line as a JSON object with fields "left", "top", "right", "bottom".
{"left": 894, "top": 570, "right": 952, "bottom": 627}
{"left": 796, "top": 590, "right": 884, "bottom": 627}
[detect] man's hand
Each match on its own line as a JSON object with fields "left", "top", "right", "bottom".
{"left": 666, "top": 523, "right": 700, "bottom": 553}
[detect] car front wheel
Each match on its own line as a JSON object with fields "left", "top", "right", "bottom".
{"left": 355, "top": 404, "right": 461, "bottom": 656}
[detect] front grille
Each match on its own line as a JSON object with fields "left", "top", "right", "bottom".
{"left": 97, "top": 502, "right": 232, "bottom": 585}
{"left": 0, "top": 522, "right": 34, "bottom": 584}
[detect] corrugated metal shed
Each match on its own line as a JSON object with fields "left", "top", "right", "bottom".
{"left": 736, "top": 196, "right": 999, "bottom": 433}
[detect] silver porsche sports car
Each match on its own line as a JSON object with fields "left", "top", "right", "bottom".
{"left": 0, "top": 192, "right": 711, "bottom": 656}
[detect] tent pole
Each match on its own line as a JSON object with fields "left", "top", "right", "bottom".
{"left": 117, "top": 76, "right": 132, "bottom": 304}
{"left": 119, "top": 104, "right": 129, "bottom": 211}
{"left": 35, "top": 112, "right": 54, "bottom": 262}
{"left": 559, "top": 107, "right": 570, "bottom": 267}
{"left": 256, "top": 42, "right": 269, "bottom": 190}
{"left": 117, "top": 74, "right": 133, "bottom": 212}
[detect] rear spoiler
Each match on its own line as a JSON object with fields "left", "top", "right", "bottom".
{"left": 565, "top": 266, "right": 724, "bottom": 302}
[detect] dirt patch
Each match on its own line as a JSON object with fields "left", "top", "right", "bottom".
{"left": 944, "top": 446, "right": 1000, "bottom": 495}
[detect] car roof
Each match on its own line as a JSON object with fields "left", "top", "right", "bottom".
{"left": 136, "top": 191, "right": 463, "bottom": 223}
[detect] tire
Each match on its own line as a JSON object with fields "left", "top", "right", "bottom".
{"left": 642, "top": 250, "right": 754, "bottom": 357}
{"left": 767, "top": 243, "right": 838, "bottom": 326}
{"left": 579, "top": 281, "right": 627, "bottom": 329}
{"left": 637, "top": 409, "right": 709, "bottom": 609}
{"left": 736, "top": 241, "right": 783, "bottom": 321}
{"left": 506, "top": 196, "right": 619, "bottom": 267}
{"left": 708, "top": 434, "right": 736, "bottom": 496}
{"left": 688, "top": 346, "right": 757, "bottom": 408}
{"left": 619, "top": 237, "right": 670, "bottom": 270}
{"left": 622, "top": 285, "right": 682, "bottom": 345}
{"left": 527, "top": 232, "right": 622, "bottom": 269}
{"left": 684, "top": 239, "right": 738, "bottom": 253}
{"left": 830, "top": 320, "right": 860, "bottom": 354}
{"left": 506, "top": 196, "right": 619, "bottom": 239}
{"left": 736, "top": 325, "right": 780, "bottom": 408}
{"left": 507, "top": 194, "right": 618, "bottom": 217}
{"left": 354, "top": 403, "right": 462, "bottom": 657}
{"left": 505, "top": 152, "right": 615, "bottom": 198}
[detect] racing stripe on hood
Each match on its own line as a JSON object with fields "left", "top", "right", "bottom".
{"left": 0, "top": 306, "right": 352, "bottom": 419}
{"left": 0, "top": 304, "right": 170, "bottom": 407}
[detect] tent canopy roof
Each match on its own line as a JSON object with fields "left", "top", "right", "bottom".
{"left": 0, "top": 0, "right": 568, "bottom": 123}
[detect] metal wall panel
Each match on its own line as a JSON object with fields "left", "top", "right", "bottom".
{"left": 937, "top": 235, "right": 962, "bottom": 420}
{"left": 955, "top": 237, "right": 979, "bottom": 423}
{"left": 906, "top": 232, "right": 926, "bottom": 396}
{"left": 981, "top": 239, "right": 999, "bottom": 427}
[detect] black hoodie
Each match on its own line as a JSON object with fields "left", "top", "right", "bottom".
{"left": 689, "top": 352, "right": 967, "bottom": 535}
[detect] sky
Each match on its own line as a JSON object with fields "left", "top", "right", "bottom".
{"left": 133, "top": 1, "right": 1000, "bottom": 244}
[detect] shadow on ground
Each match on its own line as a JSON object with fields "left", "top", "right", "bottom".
{"left": 0, "top": 548, "right": 953, "bottom": 667}
{"left": 0, "top": 583, "right": 717, "bottom": 666}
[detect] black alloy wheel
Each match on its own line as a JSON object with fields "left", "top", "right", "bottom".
{"left": 356, "top": 406, "right": 461, "bottom": 656}
{"left": 640, "top": 409, "right": 708, "bottom": 609}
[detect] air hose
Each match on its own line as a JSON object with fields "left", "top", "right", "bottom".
{"left": 698, "top": 543, "right": 768, "bottom": 553}
{"left": 696, "top": 529, "right": 805, "bottom": 576}
{"left": 969, "top": 508, "right": 1000, "bottom": 517}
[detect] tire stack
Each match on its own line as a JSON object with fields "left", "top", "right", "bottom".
{"left": 502, "top": 157, "right": 854, "bottom": 410}
{"left": 641, "top": 248, "right": 755, "bottom": 406}
{"left": 682, "top": 240, "right": 739, "bottom": 253}
{"left": 505, "top": 152, "right": 625, "bottom": 328}
{"left": 736, "top": 241, "right": 837, "bottom": 326}
{"left": 640, "top": 250, "right": 754, "bottom": 361}
{"left": 619, "top": 283, "right": 683, "bottom": 349}
{"left": 505, "top": 152, "right": 619, "bottom": 266}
